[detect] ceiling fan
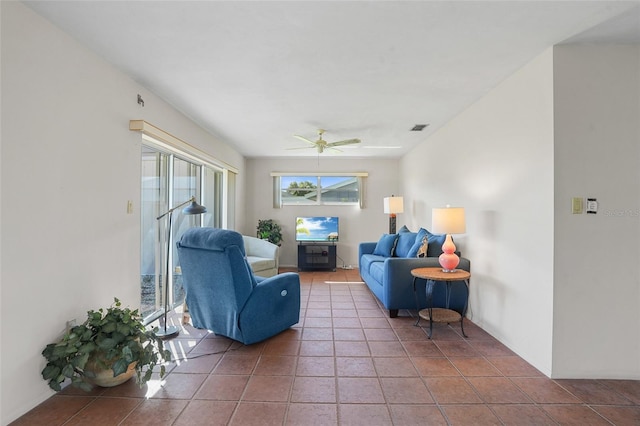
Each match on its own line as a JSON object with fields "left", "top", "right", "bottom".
{"left": 288, "top": 129, "right": 361, "bottom": 153}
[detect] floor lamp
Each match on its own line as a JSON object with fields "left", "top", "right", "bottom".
{"left": 156, "top": 196, "right": 207, "bottom": 339}
{"left": 383, "top": 196, "right": 404, "bottom": 234}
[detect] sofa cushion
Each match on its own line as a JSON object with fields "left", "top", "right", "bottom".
{"left": 398, "top": 225, "right": 411, "bottom": 233}
{"left": 394, "top": 231, "right": 417, "bottom": 258}
{"left": 373, "top": 234, "right": 398, "bottom": 257}
{"left": 360, "top": 254, "right": 384, "bottom": 275}
{"left": 369, "top": 261, "right": 386, "bottom": 284}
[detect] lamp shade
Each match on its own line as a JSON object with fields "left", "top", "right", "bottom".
{"left": 432, "top": 207, "right": 466, "bottom": 234}
{"left": 182, "top": 200, "right": 207, "bottom": 215}
{"left": 383, "top": 196, "right": 404, "bottom": 214}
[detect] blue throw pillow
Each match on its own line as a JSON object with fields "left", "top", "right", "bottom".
{"left": 407, "top": 228, "right": 429, "bottom": 257}
{"left": 373, "top": 234, "right": 398, "bottom": 257}
{"left": 398, "top": 225, "right": 411, "bottom": 233}
{"left": 394, "top": 231, "right": 417, "bottom": 257}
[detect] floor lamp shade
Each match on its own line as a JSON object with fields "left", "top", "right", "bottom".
{"left": 182, "top": 199, "right": 207, "bottom": 215}
{"left": 383, "top": 196, "right": 404, "bottom": 234}
{"left": 432, "top": 207, "right": 466, "bottom": 272}
{"left": 156, "top": 196, "right": 206, "bottom": 338}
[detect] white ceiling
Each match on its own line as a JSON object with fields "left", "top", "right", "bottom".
{"left": 25, "top": 1, "right": 640, "bottom": 158}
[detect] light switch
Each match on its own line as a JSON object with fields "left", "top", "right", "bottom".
{"left": 127, "top": 200, "right": 134, "bottom": 214}
{"left": 572, "top": 197, "right": 583, "bottom": 214}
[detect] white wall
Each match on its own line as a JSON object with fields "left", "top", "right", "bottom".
{"left": 0, "top": 3, "right": 244, "bottom": 424}
{"left": 400, "top": 49, "right": 556, "bottom": 375}
{"left": 552, "top": 45, "right": 640, "bottom": 378}
{"left": 401, "top": 44, "right": 640, "bottom": 379}
{"left": 245, "top": 157, "right": 400, "bottom": 268}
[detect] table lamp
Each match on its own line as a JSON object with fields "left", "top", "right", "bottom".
{"left": 431, "top": 206, "right": 466, "bottom": 272}
{"left": 156, "top": 196, "right": 206, "bottom": 338}
{"left": 383, "top": 195, "right": 404, "bottom": 234}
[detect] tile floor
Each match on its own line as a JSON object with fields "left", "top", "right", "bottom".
{"left": 13, "top": 268, "right": 640, "bottom": 425}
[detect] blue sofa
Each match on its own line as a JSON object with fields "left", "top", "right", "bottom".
{"left": 359, "top": 227, "right": 470, "bottom": 318}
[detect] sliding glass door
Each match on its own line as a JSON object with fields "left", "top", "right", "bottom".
{"left": 141, "top": 147, "right": 168, "bottom": 320}
{"left": 141, "top": 145, "right": 223, "bottom": 322}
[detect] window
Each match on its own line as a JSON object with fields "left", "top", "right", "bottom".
{"left": 272, "top": 172, "right": 367, "bottom": 208}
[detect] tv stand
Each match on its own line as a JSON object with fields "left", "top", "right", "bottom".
{"left": 297, "top": 243, "right": 337, "bottom": 272}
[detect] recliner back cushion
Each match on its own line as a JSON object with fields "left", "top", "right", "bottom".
{"left": 179, "top": 227, "right": 246, "bottom": 256}
{"left": 178, "top": 228, "right": 255, "bottom": 310}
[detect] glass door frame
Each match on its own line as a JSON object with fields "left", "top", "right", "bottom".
{"left": 141, "top": 140, "right": 225, "bottom": 325}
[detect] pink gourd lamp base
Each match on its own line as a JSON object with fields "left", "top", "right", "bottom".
{"left": 438, "top": 234, "right": 459, "bottom": 272}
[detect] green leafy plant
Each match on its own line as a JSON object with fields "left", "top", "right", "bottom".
{"left": 41, "top": 298, "right": 171, "bottom": 392}
{"left": 257, "top": 219, "right": 283, "bottom": 246}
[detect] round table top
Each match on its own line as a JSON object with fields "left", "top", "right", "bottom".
{"left": 411, "top": 267, "right": 470, "bottom": 281}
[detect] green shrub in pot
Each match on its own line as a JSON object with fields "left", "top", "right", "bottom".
{"left": 41, "top": 298, "right": 171, "bottom": 391}
{"left": 256, "top": 219, "right": 283, "bottom": 246}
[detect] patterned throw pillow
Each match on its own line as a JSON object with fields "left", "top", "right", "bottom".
{"left": 407, "top": 228, "right": 428, "bottom": 257}
{"left": 416, "top": 236, "right": 428, "bottom": 258}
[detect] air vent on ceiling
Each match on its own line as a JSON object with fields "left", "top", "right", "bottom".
{"left": 410, "top": 124, "right": 429, "bottom": 131}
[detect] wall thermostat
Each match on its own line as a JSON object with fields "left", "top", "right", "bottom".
{"left": 586, "top": 198, "right": 598, "bottom": 214}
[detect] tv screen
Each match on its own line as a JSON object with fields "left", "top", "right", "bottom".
{"left": 296, "top": 216, "right": 339, "bottom": 242}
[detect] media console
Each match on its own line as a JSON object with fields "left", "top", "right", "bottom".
{"left": 297, "top": 243, "right": 337, "bottom": 272}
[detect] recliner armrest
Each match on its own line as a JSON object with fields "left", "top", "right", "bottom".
{"left": 238, "top": 272, "right": 301, "bottom": 344}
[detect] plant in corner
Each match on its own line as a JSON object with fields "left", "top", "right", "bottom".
{"left": 41, "top": 298, "right": 171, "bottom": 392}
{"left": 257, "top": 219, "right": 283, "bottom": 246}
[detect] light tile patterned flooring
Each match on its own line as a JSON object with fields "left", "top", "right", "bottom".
{"left": 13, "top": 268, "right": 640, "bottom": 425}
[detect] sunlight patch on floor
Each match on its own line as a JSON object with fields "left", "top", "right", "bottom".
{"left": 144, "top": 378, "right": 166, "bottom": 398}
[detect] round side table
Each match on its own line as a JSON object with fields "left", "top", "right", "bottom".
{"left": 411, "top": 267, "right": 470, "bottom": 339}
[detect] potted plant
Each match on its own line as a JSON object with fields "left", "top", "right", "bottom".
{"left": 257, "top": 219, "right": 283, "bottom": 246}
{"left": 41, "top": 298, "right": 171, "bottom": 392}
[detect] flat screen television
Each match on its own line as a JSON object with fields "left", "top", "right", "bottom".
{"left": 296, "top": 216, "right": 339, "bottom": 242}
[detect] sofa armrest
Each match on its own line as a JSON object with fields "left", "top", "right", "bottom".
{"left": 382, "top": 256, "right": 471, "bottom": 308}
{"left": 359, "top": 242, "right": 376, "bottom": 257}
{"left": 384, "top": 256, "right": 471, "bottom": 279}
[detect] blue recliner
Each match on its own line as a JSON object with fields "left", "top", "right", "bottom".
{"left": 176, "top": 228, "right": 300, "bottom": 345}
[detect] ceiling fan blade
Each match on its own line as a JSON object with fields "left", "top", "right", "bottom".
{"left": 326, "top": 138, "right": 361, "bottom": 147}
{"left": 293, "top": 135, "right": 317, "bottom": 145}
{"left": 286, "top": 146, "right": 316, "bottom": 150}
